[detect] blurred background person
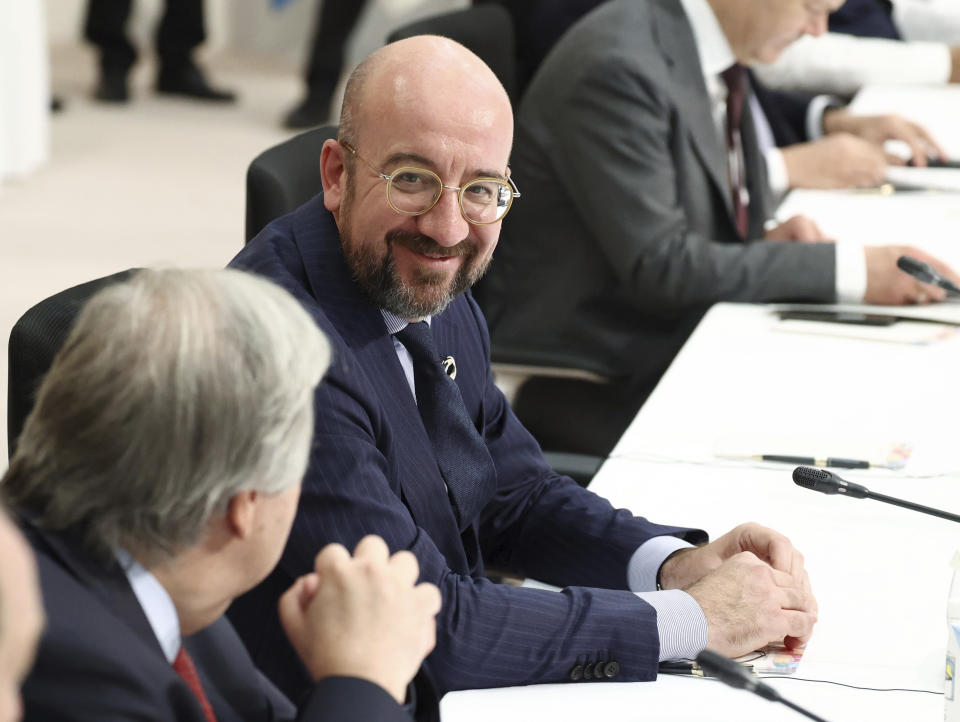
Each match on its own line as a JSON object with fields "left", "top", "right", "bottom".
{"left": 3, "top": 268, "right": 439, "bottom": 721}
{"left": 483, "top": 0, "right": 959, "bottom": 456}
{"left": 85, "top": 0, "right": 235, "bottom": 102}
{"left": 284, "top": 0, "right": 370, "bottom": 129}
{"left": 755, "top": 0, "right": 960, "bottom": 96}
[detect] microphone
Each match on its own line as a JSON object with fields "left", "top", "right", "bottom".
{"left": 696, "top": 650, "right": 830, "bottom": 722}
{"left": 897, "top": 255, "right": 960, "bottom": 296}
{"left": 793, "top": 467, "right": 960, "bottom": 523}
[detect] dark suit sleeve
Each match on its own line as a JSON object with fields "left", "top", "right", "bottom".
{"left": 290, "top": 358, "right": 666, "bottom": 693}
{"left": 534, "top": 51, "right": 836, "bottom": 311}
{"left": 298, "top": 678, "right": 411, "bottom": 722}
{"left": 751, "top": 74, "right": 819, "bottom": 146}
{"left": 466, "top": 293, "right": 706, "bottom": 586}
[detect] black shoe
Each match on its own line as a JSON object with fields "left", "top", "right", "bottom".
{"left": 282, "top": 92, "right": 334, "bottom": 129}
{"left": 156, "top": 63, "right": 236, "bottom": 103}
{"left": 93, "top": 69, "right": 129, "bottom": 103}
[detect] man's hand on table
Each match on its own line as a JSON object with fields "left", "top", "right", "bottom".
{"left": 864, "top": 245, "right": 960, "bottom": 305}
{"left": 764, "top": 214, "right": 829, "bottom": 243}
{"left": 658, "top": 523, "right": 818, "bottom": 657}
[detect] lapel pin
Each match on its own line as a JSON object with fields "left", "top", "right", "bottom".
{"left": 442, "top": 356, "right": 457, "bottom": 380}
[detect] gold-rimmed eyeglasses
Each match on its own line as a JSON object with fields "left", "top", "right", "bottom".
{"left": 341, "top": 141, "right": 521, "bottom": 225}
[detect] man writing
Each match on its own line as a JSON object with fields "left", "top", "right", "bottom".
{"left": 229, "top": 36, "right": 817, "bottom": 721}
{"left": 3, "top": 268, "right": 440, "bottom": 721}
{"left": 483, "top": 0, "right": 960, "bottom": 455}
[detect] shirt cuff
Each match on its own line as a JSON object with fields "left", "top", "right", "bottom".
{"left": 806, "top": 94, "right": 845, "bottom": 141}
{"left": 635, "top": 589, "right": 710, "bottom": 662}
{"left": 929, "top": 43, "right": 953, "bottom": 84}
{"left": 835, "top": 242, "right": 867, "bottom": 304}
{"left": 764, "top": 147, "right": 790, "bottom": 199}
{"left": 627, "top": 536, "right": 695, "bottom": 593}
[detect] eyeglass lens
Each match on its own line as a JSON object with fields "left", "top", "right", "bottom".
{"left": 387, "top": 168, "right": 512, "bottom": 223}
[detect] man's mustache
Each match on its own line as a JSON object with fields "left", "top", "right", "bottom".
{"left": 386, "top": 230, "right": 475, "bottom": 258}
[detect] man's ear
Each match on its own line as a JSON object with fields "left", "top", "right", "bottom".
{"left": 225, "top": 490, "right": 259, "bottom": 540}
{"left": 320, "top": 139, "right": 347, "bottom": 214}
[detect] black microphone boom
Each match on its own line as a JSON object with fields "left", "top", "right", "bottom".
{"left": 897, "top": 254, "right": 960, "bottom": 295}
{"left": 696, "top": 650, "right": 831, "bottom": 722}
{"left": 792, "top": 466, "right": 960, "bottom": 523}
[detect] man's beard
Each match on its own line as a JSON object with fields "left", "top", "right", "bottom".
{"left": 340, "top": 200, "right": 491, "bottom": 319}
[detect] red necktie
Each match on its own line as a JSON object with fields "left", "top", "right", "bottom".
{"left": 173, "top": 646, "right": 218, "bottom": 722}
{"left": 720, "top": 63, "right": 749, "bottom": 238}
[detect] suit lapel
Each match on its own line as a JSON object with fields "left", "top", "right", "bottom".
{"left": 291, "top": 202, "right": 473, "bottom": 572}
{"left": 650, "top": 0, "right": 733, "bottom": 220}
{"left": 29, "top": 523, "right": 163, "bottom": 658}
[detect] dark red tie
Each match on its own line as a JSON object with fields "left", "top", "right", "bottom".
{"left": 721, "top": 63, "right": 749, "bottom": 238}
{"left": 173, "top": 647, "right": 218, "bottom": 722}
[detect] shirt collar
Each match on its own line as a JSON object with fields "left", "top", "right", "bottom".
{"left": 116, "top": 548, "right": 181, "bottom": 664}
{"left": 381, "top": 309, "right": 432, "bottom": 336}
{"left": 679, "top": 0, "right": 737, "bottom": 76}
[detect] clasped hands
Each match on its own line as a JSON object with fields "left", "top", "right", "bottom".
{"left": 278, "top": 535, "right": 441, "bottom": 704}
{"left": 658, "top": 522, "right": 818, "bottom": 658}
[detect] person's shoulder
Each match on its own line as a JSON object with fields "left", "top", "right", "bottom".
{"left": 23, "top": 543, "right": 178, "bottom": 719}
{"left": 522, "top": 0, "right": 665, "bottom": 111}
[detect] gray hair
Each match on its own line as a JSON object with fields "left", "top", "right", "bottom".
{"left": 2, "top": 268, "right": 330, "bottom": 566}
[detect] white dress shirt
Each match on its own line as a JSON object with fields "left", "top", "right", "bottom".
{"left": 117, "top": 549, "right": 181, "bottom": 663}
{"left": 681, "top": 0, "right": 866, "bottom": 303}
{"left": 894, "top": 0, "right": 960, "bottom": 42}
{"left": 754, "top": 32, "right": 951, "bottom": 96}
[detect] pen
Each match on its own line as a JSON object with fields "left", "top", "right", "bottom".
{"left": 659, "top": 661, "right": 756, "bottom": 678}
{"left": 757, "top": 455, "right": 871, "bottom": 470}
{"left": 659, "top": 661, "right": 709, "bottom": 677}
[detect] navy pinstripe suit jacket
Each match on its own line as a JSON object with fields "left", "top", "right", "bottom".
{"left": 226, "top": 196, "right": 707, "bottom": 718}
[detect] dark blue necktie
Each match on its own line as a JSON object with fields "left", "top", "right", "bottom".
{"left": 395, "top": 322, "right": 496, "bottom": 531}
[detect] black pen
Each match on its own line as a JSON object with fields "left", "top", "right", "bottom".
{"left": 756, "top": 455, "right": 871, "bottom": 470}
{"left": 659, "top": 661, "right": 709, "bottom": 677}
{"left": 659, "top": 660, "right": 756, "bottom": 678}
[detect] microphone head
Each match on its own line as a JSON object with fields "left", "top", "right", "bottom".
{"left": 696, "top": 650, "right": 780, "bottom": 701}
{"left": 792, "top": 466, "right": 835, "bottom": 494}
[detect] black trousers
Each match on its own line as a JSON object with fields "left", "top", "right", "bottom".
{"left": 85, "top": 0, "right": 205, "bottom": 72}
{"left": 303, "top": 0, "right": 369, "bottom": 94}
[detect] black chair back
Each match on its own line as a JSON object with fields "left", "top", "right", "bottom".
{"left": 245, "top": 126, "right": 338, "bottom": 243}
{"left": 387, "top": 5, "right": 517, "bottom": 105}
{"left": 7, "top": 270, "right": 136, "bottom": 457}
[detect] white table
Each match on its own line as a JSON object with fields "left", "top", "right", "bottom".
{"left": 441, "top": 304, "right": 959, "bottom": 721}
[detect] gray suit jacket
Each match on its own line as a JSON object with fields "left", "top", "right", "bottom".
{"left": 484, "top": 0, "right": 836, "bottom": 388}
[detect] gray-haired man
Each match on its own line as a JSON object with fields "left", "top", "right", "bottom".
{"left": 3, "top": 268, "right": 440, "bottom": 722}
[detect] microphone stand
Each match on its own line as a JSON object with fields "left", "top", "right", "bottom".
{"left": 696, "top": 650, "right": 831, "bottom": 722}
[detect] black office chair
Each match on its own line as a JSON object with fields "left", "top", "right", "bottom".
{"left": 7, "top": 270, "right": 136, "bottom": 458}
{"left": 387, "top": 5, "right": 517, "bottom": 106}
{"left": 245, "top": 125, "right": 338, "bottom": 243}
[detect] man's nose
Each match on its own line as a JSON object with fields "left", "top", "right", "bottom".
{"left": 416, "top": 188, "right": 470, "bottom": 247}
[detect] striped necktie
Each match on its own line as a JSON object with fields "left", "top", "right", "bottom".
{"left": 395, "top": 321, "right": 496, "bottom": 531}
{"left": 721, "top": 63, "right": 749, "bottom": 238}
